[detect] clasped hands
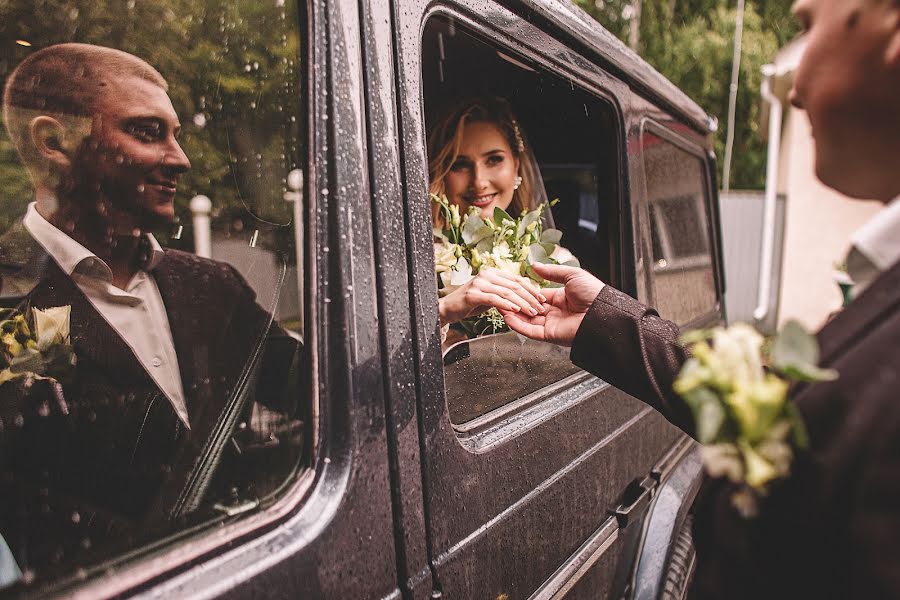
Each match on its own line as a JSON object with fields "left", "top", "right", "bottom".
{"left": 439, "top": 263, "right": 606, "bottom": 346}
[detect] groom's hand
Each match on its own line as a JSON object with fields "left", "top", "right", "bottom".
{"left": 500, "top": 263, "right": 605, "bottom": 346}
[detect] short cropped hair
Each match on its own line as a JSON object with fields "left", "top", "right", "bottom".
{"left": 3, "top": 43, "right": 167, "bottom": 171}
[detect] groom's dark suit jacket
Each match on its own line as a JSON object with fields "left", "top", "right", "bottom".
{"left": 0, "top": 222, "right": 300, "bottom": 574}
{"left": 571, "top": 259, "right": 900, "bottom": 600}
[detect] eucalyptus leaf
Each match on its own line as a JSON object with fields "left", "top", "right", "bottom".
{"left": 475, "top": 237, "right": 495, "bottom": 253}
{"left": 493, "top": 206, "right": 514, "bottom": 226}
{"left": 540, "top": 229, "right": 563, "bottom": 244}
{"left": 772, "top": 320, "right": 818, "bottom": 364}
{"left": 518, "top": 210, "right": 541, "bottom": 237}
{"left": 528, "top": 243, "right": 551, "bottom": 265}
{"left": 462, "top": 214, "right": 492, "bottom": 246}
{"left": 540, "top": 242, "right": 556, "bottom": 256}
{"left": 771, "top": 320, "right": 838, "bottom": 382}
{"left": 563, "top": 258, "right": 581, "bottom": 268}
{"left": 684, "top": 386, "right": 726, "bottom": 444}
{"left": 524, "top": 264, "right": 548, "bottom": 285}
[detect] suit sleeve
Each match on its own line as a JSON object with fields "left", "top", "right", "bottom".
{"left": 225, "top": 264, "right": 302, "bottom": 414}
{"left": 570, "top": 285, "right": 695, "bottom": 436}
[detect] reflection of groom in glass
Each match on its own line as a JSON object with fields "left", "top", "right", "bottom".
{"left": 1, "top": 43, "right": 299, "bottom": 574}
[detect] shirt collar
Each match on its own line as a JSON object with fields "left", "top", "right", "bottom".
{"left": 846, "top": 196, "right": 900, "bottom": 294}
{"left": 22, "top": 201, "right": 165, "bottom": 277}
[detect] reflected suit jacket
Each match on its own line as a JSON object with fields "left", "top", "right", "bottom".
{"left": 570, "top": 259, "right": 900, "bottom": 600}
{"left": 0, "top": 222, "right": 299, "bottom": 573}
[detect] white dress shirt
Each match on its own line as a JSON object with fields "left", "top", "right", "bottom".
{"left": 23, "top": 202, "right": 190, "bottom": 428}
{"left": 846, "top": 196, "right": 900, "bottom": 299}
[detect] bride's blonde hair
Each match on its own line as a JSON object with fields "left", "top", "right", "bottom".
{"left": 427, "top": 97, "right": 538, "bottom": 226}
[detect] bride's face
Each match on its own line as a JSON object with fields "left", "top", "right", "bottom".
{"left": 444, "top": 121, "right": 520, "bottom": 219}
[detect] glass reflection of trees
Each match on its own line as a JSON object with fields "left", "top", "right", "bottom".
{"left": 0, "top": 0, "right": 304, "bottom": 258}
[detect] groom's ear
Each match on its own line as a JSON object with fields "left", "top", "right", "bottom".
{"left": 883, "top": 0, "right": 900, "bottom": 66}
{"left": 29, "top": 116, "right": 73, "bottom": 171}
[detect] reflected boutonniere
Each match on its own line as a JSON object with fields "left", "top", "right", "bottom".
{"left": 0, "top": 306, "right": 77, "bottom": 405}
{"left": 674, "top": 320, "right": 837, "bottom": 518}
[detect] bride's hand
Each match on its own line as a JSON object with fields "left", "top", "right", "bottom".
{"left": 439, "top": 268, "right": 547, "bottom": 325}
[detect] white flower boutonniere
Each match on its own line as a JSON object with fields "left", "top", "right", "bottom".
{"left": 33, "top": 305, "right": 71, "bottom": 350}
{"left": 674, "top": 320, "right": 837, "bottom": 518}
{"left": 0, "top": 306, "right": 76, "bottom": 399}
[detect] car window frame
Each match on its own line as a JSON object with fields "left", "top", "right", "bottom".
{"left": 2, "top": 3, "right": 324, "bottom": 597}
{"left": 639, "top": 118, "right": 723, "bottom": 328}
{"left": 420, "top": 6, "right": 632, "bottom": 437}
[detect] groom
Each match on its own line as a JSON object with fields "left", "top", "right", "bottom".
{"left": 504, "top": 0, "right": 900, "bottom": 598}
{"left": 0, "top": 44, "right": 300, "bottom": 574}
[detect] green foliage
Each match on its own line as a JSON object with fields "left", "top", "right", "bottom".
{"left": 770, "top": 319, "right": 839, "bottom": 382}
{"left": 0, "top": 0, "right": 304, "bottom": 255}
{"left": 573, "top": 0, "right": 798, "bottom": 189}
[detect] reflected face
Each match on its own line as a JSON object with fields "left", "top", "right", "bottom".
{"left": 789, "top": 0, "right": 899, "bottom": 198}
{"left": 75, "top": 75, "right": 191, "bottom": 228}
{"left": 443, "top": 121, "right": 520, "bottom": 219}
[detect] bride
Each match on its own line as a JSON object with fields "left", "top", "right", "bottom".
{"left": 427, "top": 96, "right": 553, "bottom": 332}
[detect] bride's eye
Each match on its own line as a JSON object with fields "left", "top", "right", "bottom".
{"left": 486, "top": 154, "right": 504, "bottom": 166}
{"left": 450, "top": 159, "right": 471, "bottom": 172}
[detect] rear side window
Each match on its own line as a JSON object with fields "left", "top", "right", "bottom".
{"left": 643, "top": 130, "right": 717, "bottom": 324}
{"left": 0, "top": 1, "right": 309, "bottom": 593}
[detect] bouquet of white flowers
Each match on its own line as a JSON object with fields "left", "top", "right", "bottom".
{"left": 432, "top": 194, "right": 578, "bottom": 337}
{"left": 674, "top": 320, "right": 837, "bottom": 517}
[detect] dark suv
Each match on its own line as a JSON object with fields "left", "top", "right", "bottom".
{"left": 0, "top": 0, "right": 724, "bottom": 598}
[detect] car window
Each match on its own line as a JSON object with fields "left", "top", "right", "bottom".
{"left": 422, "top": 18, "right": 622, "bottom": 428}
{"left": 643, "top": 130, "right": 717, "bottom": 324}
{"left": 0, "top": 1, "right": 308, "bottom": 592}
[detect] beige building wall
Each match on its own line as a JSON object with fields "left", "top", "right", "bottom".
{"left": 776, "top": 108, "right": 882, "bottom": 330}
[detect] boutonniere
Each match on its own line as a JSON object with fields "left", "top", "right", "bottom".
{"left": 0, "top": 305, "right": 77, "bottom": 405}
{"left": 432, "top": 194, "right": 578, "bottom": 337}
{"left": 674, "top": 320, "right": 837, "bottom": 518}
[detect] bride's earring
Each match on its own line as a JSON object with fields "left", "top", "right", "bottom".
{"left": 513, "top": 175, "right": 523, "bottom": 190}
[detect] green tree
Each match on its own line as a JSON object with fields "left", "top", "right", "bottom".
{"left": 0, "top": 0, "right": 303, "bottom": 253}
{"left": 574, "top": 0, "right": 798, "bottom": 189}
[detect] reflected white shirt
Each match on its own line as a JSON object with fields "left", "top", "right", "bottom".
{"left": 23, "top": 202, "right": 190, "bottom": 428}
{"left": 846, "top": 196, "right": 900, "bottom": 298}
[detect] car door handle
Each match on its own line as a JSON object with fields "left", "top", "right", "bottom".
{"left": 611, "top": 476, "right": 655, "bottom": 528}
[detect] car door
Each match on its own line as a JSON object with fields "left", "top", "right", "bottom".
{"left": 389, "top": 1, "right": 687, "bottom": 597}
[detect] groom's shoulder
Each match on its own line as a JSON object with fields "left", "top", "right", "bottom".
{"left": 798, "top": 262, "right": 900, "bottom": 459}
{"left": 159, "top": 247, "right": 238, "bottom": 278}
{"left": 156, "top": 247, "right": 253, "bottom": 297}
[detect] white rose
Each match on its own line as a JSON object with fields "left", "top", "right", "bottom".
{"left": 493, "top": 258, "right": 522, "bottom": 277}
{"left": 712, "top": 324, "right": 765, "bottom": 384}
{"left": 434, "top": 242, "right": 460, "bottom": 272}
{"left": 551, "top": 245, "right": 576, "bottom": 264}
{"left": 492, "top": 241, "right": 512, "bottom": 261}
{"left": 439, "top": 256, "right": 474, "bottom": 296}
{"left": 33, "top": 305, "right": 71, "bottom": 350}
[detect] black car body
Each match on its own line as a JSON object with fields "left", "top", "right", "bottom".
{"left": 0, "top": 0, "right": 724, "bottom": 598}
